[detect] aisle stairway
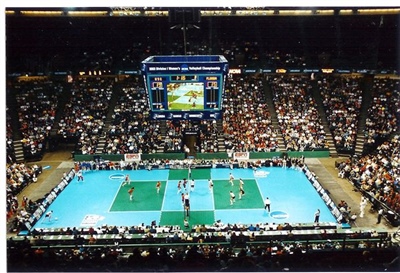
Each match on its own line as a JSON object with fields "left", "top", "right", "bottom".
{"left": 216, "top": 120, "right": 226, "bottom": 152}
{"left": 157, "top": 121, "right": 167, "bottom": 153}
{"left": 310, "top": 80, "right": 338, "bottom": 157}
{"left": 262, "top": 79, "right": 286, "bottom": 152}
{"left": 95, "top": 79, "right": 122, "bottom": 155}
{"left": 13, "top": 141, "right": 25, "bottom": 163}
{"left": 354, "top": 76, "right": 374, "bottom": 156}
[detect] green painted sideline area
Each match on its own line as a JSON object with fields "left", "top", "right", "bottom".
{"left": 73, "top": 150, "right": 330, "bottom": 161}
{"left": 213, "top": 179, "right": 263, "bottom": 209}
{"left": 110, "top": 181, "right": 166, "bottom": 212}
{"left": 168, "top": 169, "right": 211, "bottom": 180}
{"left": 159, "top": 211, "right": 215, "bottom": 228}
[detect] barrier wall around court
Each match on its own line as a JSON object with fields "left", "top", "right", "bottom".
{"left": 73, "top": 150, "right": 330, "bottom": 161}
{"left": 249, "top": 150, "right": 330, "bottom": 159}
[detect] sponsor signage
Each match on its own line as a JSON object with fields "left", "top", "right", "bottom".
{"left": 233, "top": 152, "right": 249, "bottom": 160}
{"left": 124, "top": 153, "right": 141, "bottom": 161}
{"left": 150, "top": 111, "right": 221, "bottom": 120}
{"left": 229, "top": 68, "right": 242, "bottom": 74}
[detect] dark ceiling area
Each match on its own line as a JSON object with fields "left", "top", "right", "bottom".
{"left": 5, "top": 8, "right": 400, "bottom": 73}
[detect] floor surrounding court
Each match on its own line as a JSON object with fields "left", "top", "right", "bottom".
{"left": 32, "top": 166, "right": 338, "bottom": 231}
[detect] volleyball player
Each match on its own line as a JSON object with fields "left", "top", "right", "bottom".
{"left": 128, "top": 187, "right": 134, "bottom": 201}
{"left": 229, "top": 173, "right": 234, "bottom": 186}
{"left": 121, "top": 174, "right": 130, "bottom": 186}
{"left": 230, "top": 191, "right": 236, "bottom": 205}
{"left": 156, "top": 181, "right": 161, "bottom": 194}
{"left": 208, "top": 179, "right": 213, "bottom": 192}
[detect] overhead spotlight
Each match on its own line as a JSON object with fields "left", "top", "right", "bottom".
{"left": 192, "top": 24, "right": 200, "bottom": 29}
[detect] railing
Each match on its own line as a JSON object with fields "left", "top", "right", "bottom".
{"left": 73, "top": 150, "right": 330, "bottom": 161}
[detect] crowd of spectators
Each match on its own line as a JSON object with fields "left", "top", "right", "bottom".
{"left": 196, "top": 120, "right": 220, "bottom": 153}
{"left": 103, "top": 77, "right": 162, "bottom": 154}
{"left": 6, "top": 107, "right": 16, "bottom": 163}
{"left": 164, "top": 119, "right": 221, "bottom": 154}
{"left": 13, "top": 79, "right": 63, "bottom": 160}
{"left": 318, "top": 75, "right": 363, "bottom": 153}
{"left": 6, "top": 162, "right": 42, "bottom": 230}
{"left": 57, "top": 77, "right": 113, "bottom": 154}
{"left": 7, "top": 228, "right": 397, "bottom": 272}
{"left": 364, "top": 78, "right": 400, "bottom": 153}
{"left": 222, "top": 75, "right": 278, "bottom": 153}
{"left": 164, "top": 120, "right": 185, "bottom": 153}
{"left": 270, "top": 75, "right": 328, "bottom": 151}
{"left": 5, "top": 72, "right": 398, "bottom": 161}
{"left": 336, "top": 135, "right": 400, "bottom": 217}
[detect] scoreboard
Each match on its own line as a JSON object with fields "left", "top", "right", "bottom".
{"left": 141, "top": 55, "right": 229, "bottom": 120}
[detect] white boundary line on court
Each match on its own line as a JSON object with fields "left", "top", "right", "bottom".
{"left": 163, "top": 209, "right": 215, "bottom": 212}
{"left": 218, "top": 208, "right": 267, "bottom": 211}
{"left": 254, "top": 170, "right": 265, "bottom": 202}
{"left": 210, "top": 179, "right": 215, "bottom": 217}
{"left": 161, "top": 180, "right": 168, "bottom": 211}
{"left": 107, "top": 181, "right": 124, "bottom": 212}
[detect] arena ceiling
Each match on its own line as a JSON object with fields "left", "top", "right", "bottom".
{"left": 5, "top": 7, "right": 400, "bottom": 17}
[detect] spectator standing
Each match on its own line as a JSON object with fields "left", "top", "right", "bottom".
{"left": 359, "top": 197, "right": 368, "bottom": 218}
{"left": 314, "top": 209, "right": 320, "bottom": 223}
{"left": 77, "top": 169, "right": 84, "bottom": 182}
{"left": 264, "top": 197, "right": 271, "bottom": 212}
{"left": 43, "top": 210, "right": 53, "bottom": 222}
{"left": 377, "top": 207, "right": 384, "bottom": 224}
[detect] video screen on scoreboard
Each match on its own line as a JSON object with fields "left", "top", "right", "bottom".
{"left": 167, "top": 82, "right": 204, "bottom": 110}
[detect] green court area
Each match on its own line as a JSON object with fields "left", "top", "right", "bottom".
{"left": 110, "top": 181, "right": 166, "bottom": 211}
{"left": 159, "top": 211, "right": 215, "bottom": 229}
{"left": 168, "top": 168, "right": 211, "bottom": 180}
{"left": 213, "top": 179, "right": 264, "bottom": 210}
{"left": 168, "top": 101, "right": 204, "bottom": 110}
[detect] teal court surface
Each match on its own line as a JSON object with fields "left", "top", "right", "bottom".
{"left": 33, "top": 167, "right": 337, "bottom": 230}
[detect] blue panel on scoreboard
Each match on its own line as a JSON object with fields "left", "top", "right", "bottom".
{"left": 141, "top": 55, "right": 229, "bottom": 120}
{"left": 151, "top": 55, "right": 222, "bottom": 63}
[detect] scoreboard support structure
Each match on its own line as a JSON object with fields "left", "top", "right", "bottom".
{"left": 141, "top": 55, "right": 229, "bottom": 120}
